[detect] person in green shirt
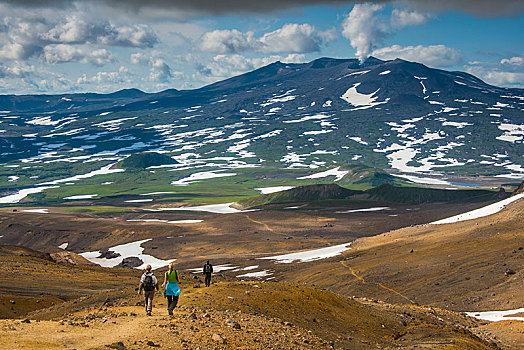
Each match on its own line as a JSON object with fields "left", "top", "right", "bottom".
{"left": 162, "top": 262, "right": 181, "bottom": 316}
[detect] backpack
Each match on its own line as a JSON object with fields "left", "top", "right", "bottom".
{"left": 143, "top": 273, "right": 155, "bottom": 291}
{"left": 204, "top": 264, "right": 212, "bottom": 273}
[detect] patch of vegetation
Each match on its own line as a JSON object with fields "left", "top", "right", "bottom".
{"left": 366, "top": 184, "right": 506, "bottom": 204}
{"left": 118, "top": 152, "right": 178, "bottom": 170}
{"left": 238, "top": 184, "right": 361, "bottom": 208}
{"left": 63, "top": 206, "right": 137, "bottom": 214}
{"left": 238, "top": 182, "right": 509, "bottom": 208}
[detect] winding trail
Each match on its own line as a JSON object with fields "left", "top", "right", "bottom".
{"left": 340, "top": 260, "right": 415, "bottom": 304}
{"left": 243, "top": 215, "right": 275, "bottom": 233}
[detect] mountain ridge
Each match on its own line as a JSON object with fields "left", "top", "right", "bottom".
{"left": 0, "top": 56, "right": 522, "bottom": 207}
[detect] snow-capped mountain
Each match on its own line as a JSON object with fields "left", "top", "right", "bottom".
{"left": 0, "top": 57, "right": 523, "bottom": 185}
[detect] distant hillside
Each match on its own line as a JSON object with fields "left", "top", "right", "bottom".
{"left": 1, "top": 56, "right": 523, "bottom": 179}
{"left": 513, "top": 181, "right": 524, "bottom": 195}
{"left": 331, "top": 165, "right": 400, "bottom": 188}
{"left": 239, "top": 184, "right": 360, "bottom": 208}
{"left": 0, "top": 56, "right": 522, "bottom": 207}
{"left": 118, "top": 152, "right": 178, "bottom": 170}
{"left": 366, "top": 184, "right": 508, "bottom": 204}
{"left": 239, "top": 183, "right": 509, "bottom": 208}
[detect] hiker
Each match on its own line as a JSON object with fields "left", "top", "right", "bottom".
{"left": 162, "top": 262, "right": 181, "bottom": 316}
{"left": 138, "top": 264, "right": 159, "bottom": 316}
{"left": 203, "top": 260, "right": 213, "bottom": 287}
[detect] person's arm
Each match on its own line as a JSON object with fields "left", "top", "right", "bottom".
{"left": 154, "top": 275, "right": 159, "bottom": 291}
{"left": 162, "top": 272, "right": 168, "bottom": 290}
{"left": 138, "top": 275, "right": 143, "bottom": 295}
{"left": 176, "top": 270, "right": 181, "bottom": 283}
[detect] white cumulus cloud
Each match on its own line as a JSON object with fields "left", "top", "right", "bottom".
{"left": 149, "top": 58, "right": 172, "bottom": 82}
{"left": 77, "top": 66, "right": 132, "bottom": 86}
{"left": 501, "top": 55, "right": 524, "bottom": 66}
{"left": 42, "top": 16, "right": 158, "bottom": 48}
{"left": 372, "top": 44, "right": 462, "bottom": 67}
{"left": 465, "top": 62, "right": 524, "bottom": 88}
{"left": 130, "top": 52, "right": 150, "bottom": 65}
{"left": 199, "top": 23, "right": 335, "bottom": 54}
{"left": 0, "top": 11, "right": 158, "bottom": 65}
{"left": 391, "top": 8, "right": 431, "bottom": 27}
{"left": 259, "top": 23, "right": 336, "bottom": 53}
{"left": 195, "top": 53, "right": 307, "bottom": 83}
{"left": 44, "top": 45, "right": 114, "bottom": 66}
{"left": 199, "top": 29, "right": 258, "bottom": 53}
{"left": 0, "top": 62, "right": 35, "bottom": 78}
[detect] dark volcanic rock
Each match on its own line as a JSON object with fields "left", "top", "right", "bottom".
{"left": 106, "top": 342, "right": 126, "bottom": 350}
{"left": 513, "top": 181, "right": 524, "bottom": 195}
{"left": 504, "top": 268, "right": 516, "bottom": 276}
{"left": 116, "top": 257, "right": 143, "bottom": 268}
{"left": 98, "top": 250, "right": 121, "bottom": 259}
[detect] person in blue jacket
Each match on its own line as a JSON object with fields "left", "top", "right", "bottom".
{"left": 162, "top": 262, "right": 181, "bottom": 316}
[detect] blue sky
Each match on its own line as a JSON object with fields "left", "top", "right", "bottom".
{"left": 0, "top": 1, "right": 523, "bottom": 94}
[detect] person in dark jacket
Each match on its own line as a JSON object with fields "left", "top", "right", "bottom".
{"left": 138, "top": 264, "right": 159, "bottom": 316}
{"left": 203, "top": 260, "right": 213, "bottom": 287}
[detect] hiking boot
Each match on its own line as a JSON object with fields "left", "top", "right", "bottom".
{"left": 147, "top": 311, "right": 152, "bottom": 316}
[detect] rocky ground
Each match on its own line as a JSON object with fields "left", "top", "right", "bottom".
{"left": 0, "top": 192, "right": 522, "bottom": 348}
{"left": 0, "top": 281, "right": 498, "bottom": 350}
{"left": 285, "top": 196, "right": 524, "bottom": 312}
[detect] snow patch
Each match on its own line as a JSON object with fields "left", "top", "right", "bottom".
{"left": 297, "top": 167, "right": 348, "bottom": 181}
{"left": 187, "top": 264, "right": 238, "bottom": 274}
{"left": 496, "top": 123, "right": 524, "bottom": 143}
{"left": 125, "top": 199, "right": 154, "bottom": 203}
{"left": 466, "top": 308, "right": 524, "bottom": 322}
{"left": 171, "top": 170, "right": 237, "bottom": 186}
{"left": 64, "top": 194, "right": 98, "bottom": 200}
{"left": 395, "top": 174, "right": 451, "bottom": 185}
{"left": 80, "top": 239, "right": 173, "bottom": 270}
{"left": 0, "top": 186, "right": 58, "bottom": 204}
{"left": 21, "top": 209, "right": 49, "bottom": 214}
{"left": 127, "top": 219, "right": 203, "bottom": 224}
{"left": 37, "top": 163, "right": 124, "bottom": 186}
{"left": 255, "top": 186, "right": 295, "bottom": 194}
{"left": 151, "top": 203, "right": 252, "bottom": 214}
{"left": 236, "top": 270, "right": 272, "bottom": 278}
{"left": 337, "top": 207, "right": 390, "bottom": 213}
{"left": 442, "top": 121, "right": 473, "bottom": 129}
{"left": 259, "top": 242, "right": 351, "bottom": 264}
{"left": 340, "top": 83, "right": 388, "bottom": 110}
{"left": 348, "top": 136, "right": 368, "bottom": 145}
{"left": 431, "top": 193, "right": 524, "bottom": 225}
{"left": 283, "top": 114, "right": 330, "bottom": 124}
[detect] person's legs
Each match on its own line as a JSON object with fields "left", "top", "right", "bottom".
{"left": 143, "top": 292, "right": 149, "bottom": 313}
{"left": 145, "top": 291, "right": 154, "bottom": 315}
{"left": 167, "top": 295, "right": 173, "bottom": 315}
{"left": 167, "top": 295, "right": 179, "bottom": 314}
{"left": 205, "top": 274, "right": 211, "bottom": 287}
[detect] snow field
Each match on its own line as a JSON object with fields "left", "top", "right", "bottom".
{"left": 259, "top": 242, "right": 352, "bottom": 263}
{"left": 430, "top": 193, "right": 524, "bottom": 225}
{"left": 80, "top": 239, "right": 174, "bottom": 270}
